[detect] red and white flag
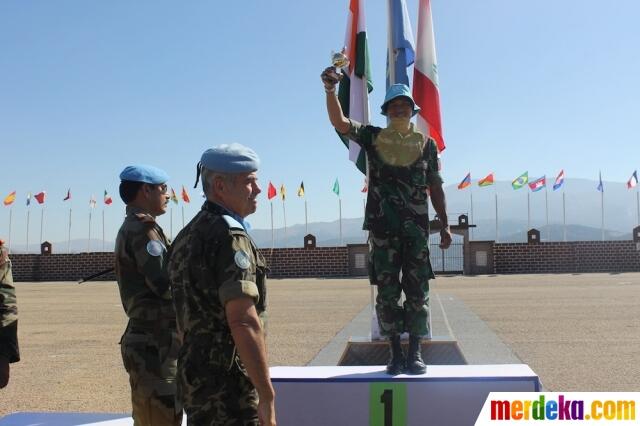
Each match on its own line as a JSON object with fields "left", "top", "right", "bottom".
{"left": 104, "top": 190, "right": 113, "bottom": 205}
{"left": 413, "top": 0, "right": 445, "bottom": 153}
{"left": 34, "top": 191, "right": 46, "bottom": 204}
{"left": 627, "top": 170, "right": 638, "bottom": 189}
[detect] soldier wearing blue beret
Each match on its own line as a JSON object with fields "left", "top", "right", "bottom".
{"left": 168, "top": 144, "right": 276, "bottom": 426}
{"left": 114, "top": 164, "right": 182, "bottom": 426}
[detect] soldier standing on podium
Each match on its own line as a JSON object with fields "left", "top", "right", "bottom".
{"left": 321, "top": 67, "right": 452, "bottom": 375}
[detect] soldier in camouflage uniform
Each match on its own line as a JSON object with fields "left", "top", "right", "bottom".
{"left": 168, "top": 144, "right": 275, "bottom": 426}
{"left": 322, "top": 68, "right": 453, "bottom": 375}
{"left": 115, "top": 165, "right": 182, "bottom": 425}
{"left": 0, "top": 239, "right": 19, "bottom": 389}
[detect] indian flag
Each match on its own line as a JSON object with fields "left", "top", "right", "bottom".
{"left": 413, "top": 0, "right": 445, "bottom": 152}
{"left": 337, "top": 0, "right": 372, "bottom": 175}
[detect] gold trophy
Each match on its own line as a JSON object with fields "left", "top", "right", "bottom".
{"left": 331, "top": 48, "right": 350, "bottom": 75}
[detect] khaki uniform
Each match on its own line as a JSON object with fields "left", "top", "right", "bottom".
{"left": 168, "top": 201, "right": 267, "bottom": 425}
{"left": 346, "top": 120, "right": 443, "bottom": 337}
{"left": 115, "top": 206, "right": 181, "bottom": 426}
{"left": 0, "top": 243, "right": 19, "bottom": 364}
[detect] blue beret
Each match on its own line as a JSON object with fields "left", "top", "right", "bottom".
{"left": 119, "top": 164, "right": 169, "bottom": 184}
{"left": 200, "top": 143, "right": 260, "bottom": 173}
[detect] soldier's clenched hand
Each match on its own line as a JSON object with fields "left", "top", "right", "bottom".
{"left": 321, "top": 66, "right": 342, "bottom": 91}
{"left": 439, "top": 227, "right": 452, "bottom": 250}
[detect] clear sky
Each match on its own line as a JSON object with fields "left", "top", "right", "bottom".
{"left": 1, "top": 0, "right": 639, "bottom": 247}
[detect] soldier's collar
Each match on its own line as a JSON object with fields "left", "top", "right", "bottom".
{"left": 125, "top": 205, "right": 155, "bottom": 220}
{"left": 202, "top": 201, "right": 251, "bottom": 231}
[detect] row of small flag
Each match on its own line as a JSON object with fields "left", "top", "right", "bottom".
{"left": 2, "top": 186, "right": 194, "bottom": 207}
{"left": 263, "top": 178, "right": 364, "bottom": 201}
{"left": 457, "top": 170, "right": 640, "bottom": 192}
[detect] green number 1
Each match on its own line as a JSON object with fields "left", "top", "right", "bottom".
{"left": 370, "top": 383, "right": 407, "bottom": 426}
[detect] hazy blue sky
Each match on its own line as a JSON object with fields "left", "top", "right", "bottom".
{"left": 1, "top": 0, "right": 639, "bottom": 247}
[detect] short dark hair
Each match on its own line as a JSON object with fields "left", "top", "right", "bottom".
{"left": 119, "top": 181, "right": 145, "bottom": 204}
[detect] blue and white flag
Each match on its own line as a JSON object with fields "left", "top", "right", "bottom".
{"left": 552, "top": 169, "right": 565, "bottom": 191}
{"left": 386, "top": 0, "right": 415, "bottom": 88}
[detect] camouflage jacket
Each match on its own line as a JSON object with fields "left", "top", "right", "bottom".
{"left": 168, "top": 201, "right": 267, "bottom": 370}
{"left": 114, "top": 206, "right": 175, "bottom": 322}
{"left": 0, "top": 244, "right": 19, "bottom": 363}
{"left": 346, "top": 120, "right": 443, "bottom": 236}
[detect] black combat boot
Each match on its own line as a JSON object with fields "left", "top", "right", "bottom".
{"left": 385, "top": 334, "right": 405, "bottom": 375}
{"left": 406, "top": 335, "right": 426, "bottom": 375}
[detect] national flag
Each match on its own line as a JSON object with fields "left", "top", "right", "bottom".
{"left": 63, "top": 188, "right": 71, "bottom": 201}
{"left": 89, "top": 195, "right": 97, "bottom": 209}
{"left": 297, "top": 182, "right": 305, "bottom": 197}
{"left": 597, "top": 171, "right": 603, "bottom": 192}
{"left": 280, "top": 184, "right": 286, "bottom": 201}
{"left": 512, "top": 172, "right": 529, "bottom": 190}
{"left": 478, "top": 173, "right": 494, "bottom": 187}
{"left": 332, "top": 178, "right": 340, "bottom": 196}
{"left": 387, "top": 0, "right": 415, "bottom": 88}
{"left": 457, "top": 172, "right": 471, "bottom": 190}
{"left": 170, "top": 188, "right": 179, "bottom": 204}
{"left": 337, "top": 0, "right": 373, "bottom": 174}
{"left": 104, "top": 190, "right": 113, "bottom": 205}
{"left": 34, "top": 191, "right": 46, "bottom": 204}
{"left": 553, "top": 170, "right": 565, "bottom": 191}
{"left": 26, "top": 192, "right": 31, "bottom": 206}
{"left": 361, "top": 178, "right": 368, "bottom": 193}
{"left": 267, "top": 182, "right": 277, "bottom": 200}
{"left": 528, "top": 176, "right": 546, "bottom": 192}
{"left": 627, "top": 171, "right": 638, "bottom": 189}
{"left": 3, "top": 191, "right": 16, "bottom": 206}
{"left": 413, "top": 0, "right": 445, "bottom": 152}
{"left": 181, "top": 186, "right": 191, "bottom": 203}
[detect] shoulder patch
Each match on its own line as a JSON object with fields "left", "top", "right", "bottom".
{"left": 146, "top": 240, "right": 166, "bottom": 257}
{"left": 234, "top": 250, "right": 251, "bottom": 270}
{"left": 222, "top": 215, "right": 244, "bottom": 230}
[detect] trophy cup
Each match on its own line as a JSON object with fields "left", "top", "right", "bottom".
{"left": 331, "top": 48, "right": 350, "bottom": 76}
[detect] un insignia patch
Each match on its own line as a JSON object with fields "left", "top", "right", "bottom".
{"left": 146, "top": 240, "right": 165, "bottom": 257}
{"left": 234, "top": 250, "right": 251, "bottom": 270}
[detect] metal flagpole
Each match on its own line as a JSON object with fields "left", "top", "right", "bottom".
{"left": 270, "top": 202, "right": 274, "bottom": 249}
{"left": 470, "top": 190, "right": 474, "bottom": 240}
{"left": 601, "top": 188, "right": 605, "bottom": 241}
{"left": 339, "top": 198, "right": 343, "bottom": 246}
{"left": 545, "top": 185, "right": 549, "bottom": 239}
{"left": 527, "top": 192, "right": 531, "bottom": 231}
{"left": 636, "top": 190, "right": 639, "bottom": 226}
{"left": 26, "top": 209, "right": 30, "bottom": 253}
{"left": 7, "top": 208, "right": 12, "bottom": 252}
{"left": 40, "top": 208, "right": 44, "bottom": 245}
{"left": 304, "top": 200, "right": 308, "bottom": 235}
{"left": 101, "top": 209, "right": 105, "bottom": 251}
{"left": 387, "top": 0, "right": 395, "bottom": 86}
{"left": 495, "top": 193, "right": 498, "bottom": 242}
{"left": 282, "top": 199, "right": 287, "bottom": 248}
{"left": 67, "top": 207, "right": 72, "bottom": 253}
{"left": 563, "top": 192, "right": 567, "bottom": 242}
{"left": 181, "top": 206, "right": 185, "bottom": 229}
{"left": 169, "top": 208, "right": 173, "bottom": 240}
{"left": 88, "top": 210, "right": 92, "bottom": 253}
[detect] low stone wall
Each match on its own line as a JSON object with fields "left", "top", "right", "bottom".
{"left": 9, "top": 247, "right": 350, "bottom": 282}
{"left": 494, "top": 241, "right": 640, "bottom": 274}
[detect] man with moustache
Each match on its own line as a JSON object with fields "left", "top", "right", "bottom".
{"left": 115, "top": 165, "right": 182, "bottom": 425}
{"left": 0, "top": 238, "right": 19, "bottom": 389}
{"left": 321, "top": 67, "right": 452, "bottom": 375}
{"left": 168, "top": 144, "right": 275, "bottom": 425}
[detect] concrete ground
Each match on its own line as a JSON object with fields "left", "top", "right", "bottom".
{"left": 1, "top": 273, "right": 639, "bottom": 416}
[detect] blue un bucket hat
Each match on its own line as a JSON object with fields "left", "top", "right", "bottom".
{"left": 380, "top": 84, "right": 421, "bottom": 116}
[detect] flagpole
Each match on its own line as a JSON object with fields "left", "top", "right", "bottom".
{"left": 181, "top": 206, "right": 185, "bottom": 229}
{"left": 636, "top": 189, "right": 639, "bottom": 226}
{"left": 601, "top": 188, "right": 605, "bottom": 241}
{"left": 527, "top": 192, "right": 531, "bottom": 231}
{"left": 170, "top": 208, "right": 173, "bottom": 240}
{"left": 545, "top": 185, "right": 549, "bottom": 239}
{"left": 282, "top": 199, "right": 287, "bottom": 248}
{"left": 562, "top": 192, "right": 567, "bottom": 242}
{"left": 469, "top": 190, "right": 474, "bottom": 240}
{"left": 7, "top": 208, "right": 12, "bottom": 252}
{"left": 339, "top": 198, "right": 343, "bottom": 246}
{"left": 495, "top": 193, "right": 499, "bottom": 242}
{"left": 270, "top": 202, "right": 274, "bottom": 249}
{"left": 304, "top": 200, "right": 308, "bottom": 235}
{"left": 102, "top": 208, "right": 105, "bottom": 251}
{"left": 40, "top": 207, "right": 44, "bottom": 245}
{"left": 26, "top": 209, "right": 30, "bottom": 253}
{"left": 387, "top": 0, "right": 395, "bottom": 87}
{"left": 67, "top": 207, "right": 72, "bottom": 253}
{"left": 88, "top": 209, "right": 92, "bottom": 253}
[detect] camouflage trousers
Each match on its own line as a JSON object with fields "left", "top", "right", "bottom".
{"left": 369, "top": 231, "right": 432, "bottom": 337}
{"left": 120, "top": 322, "right": 182, "bottom": 426}
{"left": 178, "top": 341, "right": 259, "bottom": 425}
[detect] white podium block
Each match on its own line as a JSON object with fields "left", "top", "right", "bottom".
{"left": 271, "top": 365, "right": 540, "bottom": 426}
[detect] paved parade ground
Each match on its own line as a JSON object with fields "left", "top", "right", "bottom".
{"left": 1, "top": 273, "right": 639, "bottom": 416}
